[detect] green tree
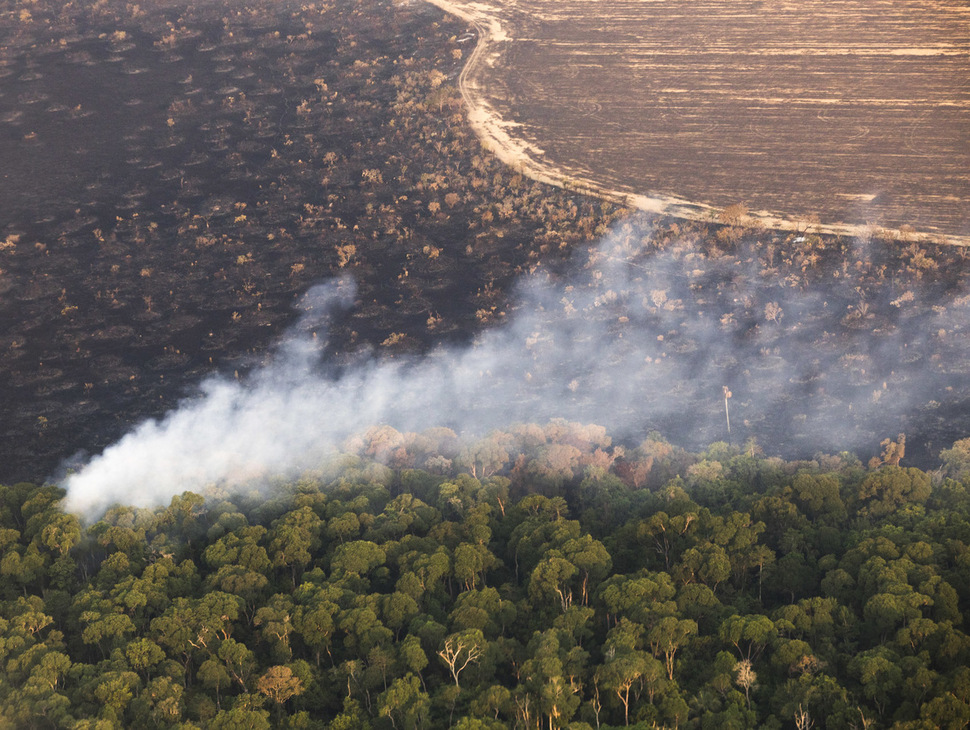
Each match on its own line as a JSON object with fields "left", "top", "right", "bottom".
{"left": 529, "top": 555, "right": 579, "bottom": 613}
{"left": 648, "top": 616, "right": 697, "bottom": 680}
{"left": 597, "top": 650, "right": 660, "bottom": 726}
{"left": 450, "top": 587, "right": 515, "bottom": 637}
{"left": 269, "top": 507, "right": 323, "bottom": 587}
{"left": 519, "top": 629, "right": 584, "bottom": 728}
{"left": 377, "top": 673, "right": 429, "bottom": 729}
{"left": 719, "top": 614, "right": 777, "bottom": 662}
{"left": 293, "top": 585, "right": 339, "bottom": 666}
{"left": 125, "top": 638, "right": 165, "bottom": 680}
{"left": 940, "top": 438, "right": 970, "bottom": 481}
{"left": 331, "top": 540, "right": 386, "bottom": 579}
{"left": 560, "top": 535, "right": 611, "bottom": 606}
{"left": 77, "top": 597, "right": 137, "bottom": 659}
{"left": 209, "top": 697, "right": 271, "bottom": 730}
{"left": 856, "top": 467, "right": 932, "bottom": 518}
{"left": 132, "top": 676, "right": 184, "bottom": 726}
{"left": 199, "top": 656, "right": 232, "bottom": 709}
{"left": 790, "top": 472, "right": 846, "bottom": 522}
{"left": 39, "top": 513, "right": 82, "bottom": 557}
{"left": 255, "top": 594, "right": 297, "bottom": 662}
{"left": 219, "top": 637, "right": 258, "bottom": 690}
{"left": 94, "top": 671, "right": 141, "bottom": 723}
{"left": 851, "top": 646, "right": 903, "bottom": 717}
{"left": 453, "top": 542, "right": 498, "bottom": 591}
{"left": 677, "top": 543, "right": 731, "bottom": 591}
{"left": 600, "top": 572, "right": 677, "bottom": 627}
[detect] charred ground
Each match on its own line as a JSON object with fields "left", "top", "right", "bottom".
{"left": 0, "top": 0, "right": 627, "bottom": 482}
{"left": 1, "top": 0, "right": 970, "bottom": 483}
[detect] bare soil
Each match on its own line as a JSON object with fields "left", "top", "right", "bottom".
{"left": 427, "top": 0, "right": 970, "bottom": 242}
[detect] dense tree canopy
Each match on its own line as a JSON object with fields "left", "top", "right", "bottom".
{"left": 2, "top": 422, "right": 970, "bottom": 728}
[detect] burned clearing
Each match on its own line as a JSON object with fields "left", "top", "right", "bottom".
{"left": 430, "top": 0, "right": 970, "bottom": 240}
{"left": 0, "top": 0, "right": 627, "bottom": 482}
{"left": 2, "top": 0, "right": 970, "bottom": 485}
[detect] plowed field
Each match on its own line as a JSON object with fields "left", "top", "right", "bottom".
{"left": 427, "top": 0, "right": 970, "bottom": 241}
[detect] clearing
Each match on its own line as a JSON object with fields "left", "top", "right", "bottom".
{"left": 426, "top": 0, "right": 970, "bottom": 242}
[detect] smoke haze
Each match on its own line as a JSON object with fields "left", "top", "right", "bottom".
{"left": 61, "top": 216, "right": 970, "bottom": 515}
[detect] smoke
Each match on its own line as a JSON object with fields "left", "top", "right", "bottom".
{"left": 61, "top": 215, "right": 969, "bottom": 516}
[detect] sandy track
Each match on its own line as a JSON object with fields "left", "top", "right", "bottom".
{"left": 424, "top": 0, "right": 970, "bottom": 244}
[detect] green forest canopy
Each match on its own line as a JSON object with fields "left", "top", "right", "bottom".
{"left": 3, "top": 422, "right": 970, "bottom": 729}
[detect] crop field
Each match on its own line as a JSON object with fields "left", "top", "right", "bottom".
{"left": 428, "top": 0, "right": 970, "bottom": 241}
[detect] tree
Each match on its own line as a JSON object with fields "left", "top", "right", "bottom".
{"left": 28, "top": 650, "right": 72, "bottom": 692}
{"left": 519, "top": 629, "right": 584, "bottom": 728}
{"left": 438, "top": 629, "right": 485, "bottom": 687}
{"left": 597, "top": 651, "right": 661, "bottom": 726}
{"left": 378, "top": 673, "right": 429, "bottom": 729}
{"left": 254, "top": 594, "right": 296, "bottom": 662}
{"left": 218, "top": 638, "right": 258, "bottom": 690}
{"left": 328, "top": 512, "right": 362, "bottom": 543}
{"left": 637, "top": 511, "right": 696, "bottom": 570}
{"left": 78, "top": 602, "right": 136, "bottom": 659}
{"left": 453, "top": 542, "right": 498, "bottom": 591}
{"left": 471, "top": 685, "right": 512, "bottom": 721}
{"left": 206, "top": 565, "right": 269, "bottom": 618}
{"left": 125, "top": 638, "right": 165, "bottom": 680}
{"left": 734, "top": 659, "right": 757, "bottom": 710}
{"left": 199, "top": 657, "right": 232, "bottom": 708}
{"left": 203, "top": 526, "right": 271, "bottom": 574}
{"left": 269, "top": 507, "right": 323, "bottom": 587}
{"left": 256, "top": 665, "right": 304, "bottom": 717}
{"left": 329, "top": 696, "right": 371, "bottom": 730}
{"left": 863, "top": 591, "right": 930, "bottom": 641}
{"left": 450, "top": 587, "right": 515, "bottom": 637}
{"left": 1, "top": 543, "right": 46, "bottom": 591}
{"left": 600, "top": 572, "right": 677, "bottom": 627}
{"left": 381, "top": 591, "right": 420, "bottom": 639}
{"left": 457, "top": 433, "right": 512, "bottom": 479}
{"left": 331, "top": 540, "right": 386, "bottom": 578}
{"left": 94, "top": 671, "right": 141, "bottom": 723}
{"left": 920, "top": 692, "right": 970, "bottom": 729}
{"left": 856, "top": 466, "right": 931, "bottom": 518}
{"left": 133, "top": 676, "right": 184, "bottom": 726}
{"left": 338, "top": 605, "right": 393, "bottom": 655}
{"left": 648, "top": 616, "right": 697, "bottom": 680}
{"left": 195, "top": 590, "right": 244, "bottom": 645}
{"left": 396, "top": 546, "right": 451, "bottom": 601}
{"left": 940, "top": 438, "right": 970, "bottom": 481}
{"left": 39, "top": 513, "right": 82, "bottom": 557}
{"left": 209, "top": 699, "right": 271, "bottom": 730}
{"left": 399, "top": 634, "right": 429, "bottom": 679}
{"left": 293, "top": 587, "right": 338, "bottom": 666}
{"left": 720, "top": 614, "right": 777, "bottom": 662}
{"left": 677, "top": 543, "right": 731, "bottom": 591}
{"left": 868, "top": 434, "right": 906, "bottom": 469}
{"left": 851, "top": 647, "right": 903, "bottom": 717}
{"left": 436, "top": 474, "right": 485, "bottom": 519}
{"left": 529, "top": 555, "right": 578, "bottom": 613}
{"left": 560, "top": 535, "right": 611, "bottom": 606}
{"left": 790, "top": 472, "right": 846, "bottom": 522}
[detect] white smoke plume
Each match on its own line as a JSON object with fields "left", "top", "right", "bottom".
{"left": 61, "top": 216, "right": 969, "bottom": 515}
